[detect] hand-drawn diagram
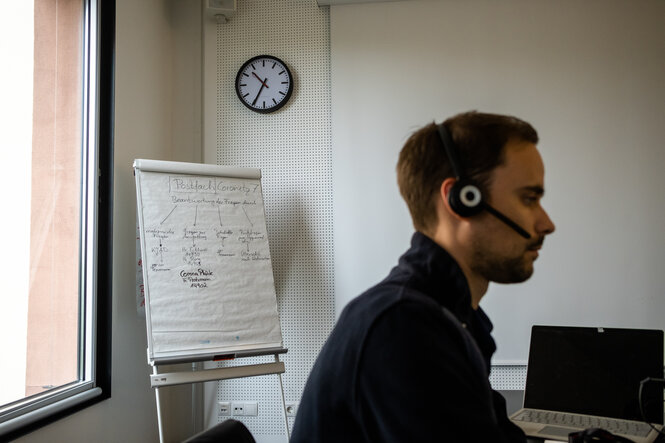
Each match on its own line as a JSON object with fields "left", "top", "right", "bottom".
{"left": 141, "top": 174, "right": 272, "bottom": 289}
{"left": 136, "top": 167, "right": 282, "bottom": 360}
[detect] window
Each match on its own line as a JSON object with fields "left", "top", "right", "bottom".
{"left": 0, "top": 0, "right": 113, "bottom": 438}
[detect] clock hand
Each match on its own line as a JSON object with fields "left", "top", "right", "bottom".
{"left": 252, "top": 78, "right": 268, "bottom": 106}
{"left": 252, "top": 72, "right": 270, "bottom": 88}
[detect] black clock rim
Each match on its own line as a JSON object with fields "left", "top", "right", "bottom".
{"left": 235, "top": 54, "right": 294, "bottom": 114}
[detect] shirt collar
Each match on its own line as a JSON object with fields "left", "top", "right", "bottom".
{"left": 391, "top": 232, "right": 497, "bottom": 366}
{"left": 397, "top": 232, "right": 475, "bottom": 323}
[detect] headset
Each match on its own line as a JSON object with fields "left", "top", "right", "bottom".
{"left": 436, "top": 123, "right": 531, "bottom": 239}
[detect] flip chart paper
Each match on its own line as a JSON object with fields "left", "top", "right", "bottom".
{"left": 135, "top": 163, "right": 283, "bottom": 363}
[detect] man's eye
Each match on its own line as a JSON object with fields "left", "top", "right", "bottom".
{"left": 523, "top": 196, "right": 538, "bottom": 205}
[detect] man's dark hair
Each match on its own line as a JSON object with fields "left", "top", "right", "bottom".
{"left": 396, "top": 111, "right": 539, "bottom": 234}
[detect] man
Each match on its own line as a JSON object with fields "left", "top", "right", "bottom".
{"left": 291, "top": 111, "right": 555, "bottom": 442}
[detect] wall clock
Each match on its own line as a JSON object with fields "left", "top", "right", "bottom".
{"left": 235, "top": 55, "right": 294, "bottom": 113}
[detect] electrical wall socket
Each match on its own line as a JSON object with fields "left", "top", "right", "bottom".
{"left": 232, "top": 401, "right": 258, "bottom": 416}
{"left": 232, "top": 402, "right": 245, "bottom": 416}
{"left": 218, "top": 401, "right": 231, "bottom": 416}
{"left": 285, "top": 401, "right": 299, "bottom": 417}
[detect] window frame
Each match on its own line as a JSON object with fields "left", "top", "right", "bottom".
{"left": 0, "top": 0, "right": 114, "bottom": 439}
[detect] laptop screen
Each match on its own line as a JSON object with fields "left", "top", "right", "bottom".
{"left": 523, "top": 326, "right": 664, "bottom": 424}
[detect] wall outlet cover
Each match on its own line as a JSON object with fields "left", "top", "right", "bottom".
{"left": 219, "top": 401, "right": 231, "bottom": 416}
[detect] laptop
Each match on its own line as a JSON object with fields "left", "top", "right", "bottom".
{"left": 510, "top": 325, "right": 664, "bottom": 443}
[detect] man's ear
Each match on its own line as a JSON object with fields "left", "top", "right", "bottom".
{"left": 439, "top": 177, "right": 463, "bottom": 219}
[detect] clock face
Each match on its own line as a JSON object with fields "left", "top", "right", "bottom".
{"left": 235, "top": 55, "right": 293, "bottom": 113}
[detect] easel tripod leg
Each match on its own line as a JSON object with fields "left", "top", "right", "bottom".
{"left": 275, "top": 354, "right": 290, "bottom": 441}
{"left": 153, "top": 366, "right": 165, "bottom": 443}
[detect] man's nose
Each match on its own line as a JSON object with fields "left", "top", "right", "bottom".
{"left": 537, "top": 207, "right": 555, "bottom": 235}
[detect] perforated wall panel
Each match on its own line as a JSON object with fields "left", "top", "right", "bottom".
{"left": 212, "top": 0, "right": 333, "bottom": 439}
{"left": 490, "top": 365, "right": 527, "bottom": 391}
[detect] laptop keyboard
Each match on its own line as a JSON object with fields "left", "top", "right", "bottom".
{"left": 512, "top": 408, "right": 654, "bottom": 438}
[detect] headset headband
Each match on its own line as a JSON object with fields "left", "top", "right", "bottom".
{"left": 436, "top": 124, "right": 463, "bottom": 180}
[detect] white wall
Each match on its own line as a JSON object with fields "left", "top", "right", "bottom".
{"left": 331, "top": 0, "right": 665, "bottom": 363}
{"left": 16, "top": 0, "right": 201, "bottom": 441}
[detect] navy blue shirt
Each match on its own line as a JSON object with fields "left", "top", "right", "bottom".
{"left": 291, "top": 232, "right": 526, "bottom": 442}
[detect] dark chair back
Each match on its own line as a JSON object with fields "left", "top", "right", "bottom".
{"left": 183, "top": 419, "right": 256, "bottom": 443}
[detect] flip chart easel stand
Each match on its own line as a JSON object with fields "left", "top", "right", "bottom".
{"left": 150, "top": 352, "right": 290, "bottom": 443}
{"left": 133, "top": 159, "right": 289, "bottom": 442}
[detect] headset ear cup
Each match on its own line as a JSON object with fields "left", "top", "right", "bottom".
{"left": 448, "top": 179, "right": 484, "bottom": 217}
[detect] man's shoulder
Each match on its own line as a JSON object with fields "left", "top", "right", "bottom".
{"left": 341, "top": 279, "right": 442, "bottom": 326}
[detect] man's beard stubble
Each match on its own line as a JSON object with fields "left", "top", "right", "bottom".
{"left": 471, "top": 236, "right": 545, "bottom": 284}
